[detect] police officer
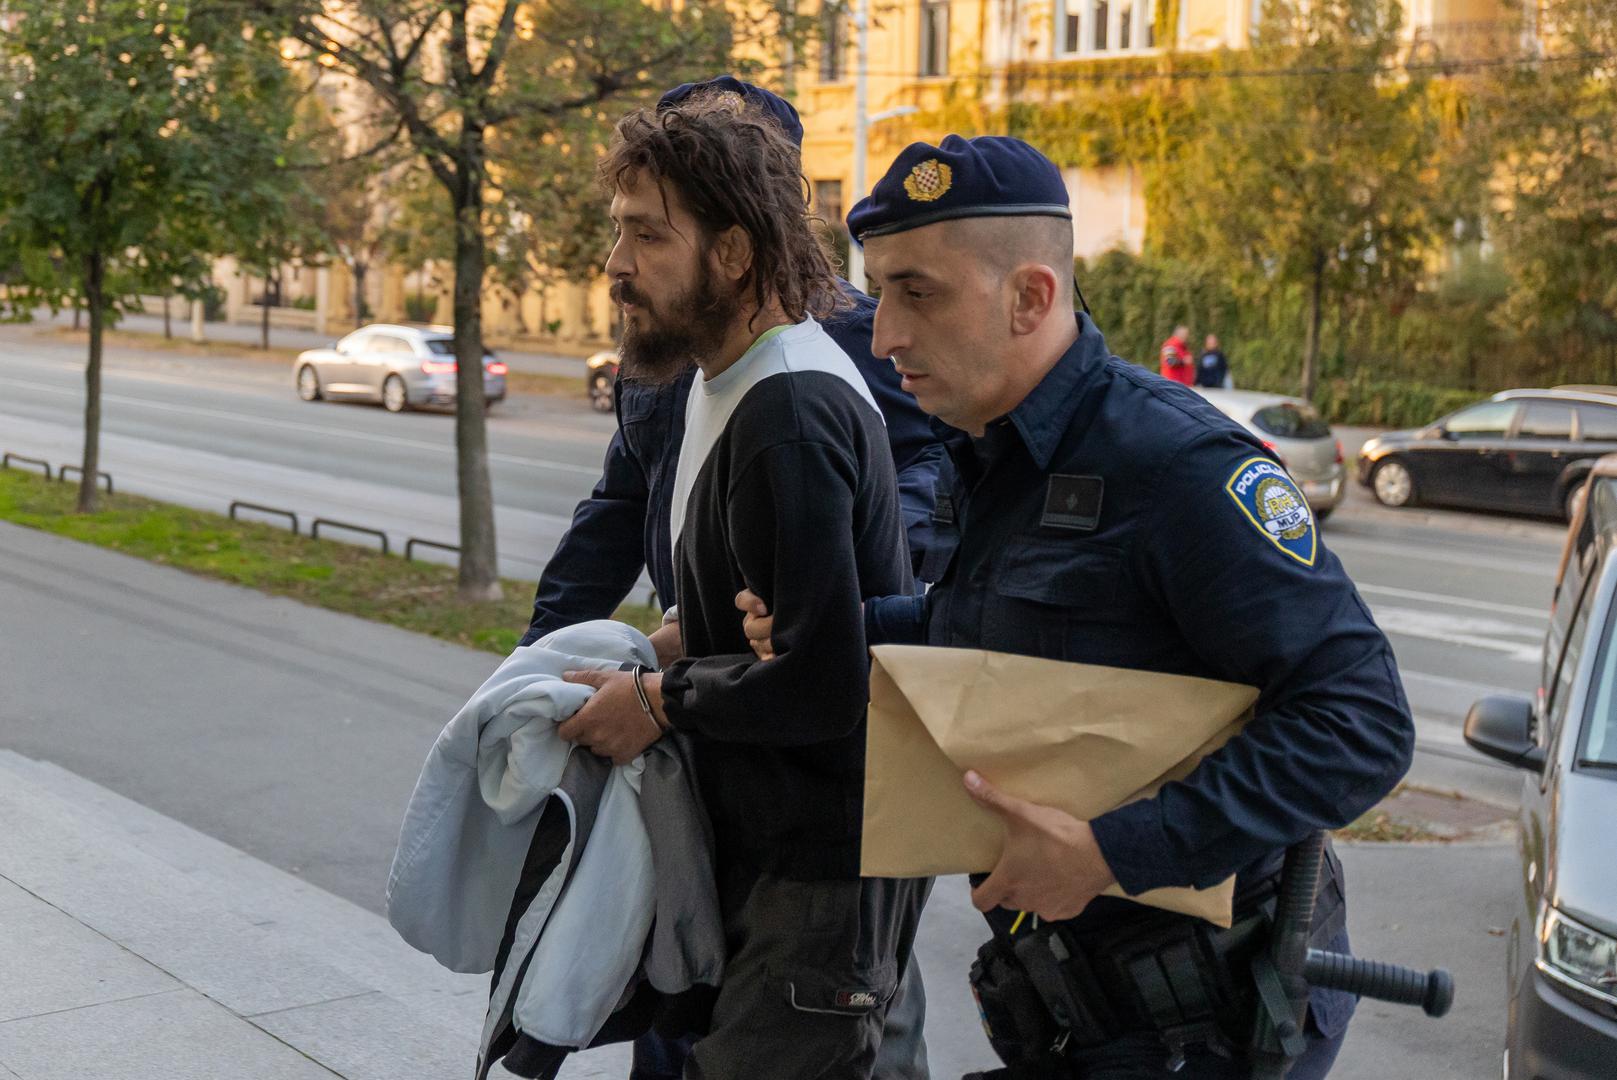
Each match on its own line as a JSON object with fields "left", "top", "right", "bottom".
{"left": 740, "top": 135, "right": 1416, "bottom": 1077}
{"left": 521, "top": 77, "right": 944, "bottom": 1080}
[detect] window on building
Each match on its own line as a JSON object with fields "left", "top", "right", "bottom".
{"left": 1064, "top": 9, "right": 1082, "bottom": 53}
{"left": 815, "top": 180, "right": 850, "bottom": 266}
{"left": 814, "top": 180, "right": 844, "bottom": 225}
{"left": 819, "top": 3, "right": 846, "bottom": 82}
{"left": 1060, "top": 0, "right": 1158, "bottom": 56}
{"left": 920, "top": 0, "right": 949, "bottom": 76}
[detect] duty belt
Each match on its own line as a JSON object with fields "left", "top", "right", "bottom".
{"left": 967, "top": 868, "right": 1347, "bottom": 1074}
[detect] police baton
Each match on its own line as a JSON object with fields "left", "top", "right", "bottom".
{"left": 1248, "top": 831, "right": 1454, "bottom": 1079}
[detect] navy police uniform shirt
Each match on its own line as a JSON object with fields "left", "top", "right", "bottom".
{"left": 867, "top": 313, "right": 1415, "bottom": 904}
{"left": 523, "top": 286, "right": 945, "bottom": 643}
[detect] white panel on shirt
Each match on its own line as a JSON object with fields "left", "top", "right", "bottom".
{"left": 669, "top": 317, "right": 882, "bottom": 555}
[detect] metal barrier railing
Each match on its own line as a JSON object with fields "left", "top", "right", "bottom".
{"left": 58, "top": 465, "right": 113, "bottom": 493}
{"left": 311, "top": 517, "right": 389, "bottom": 554}
{"left": 405, "top": 537, "right": 460, "bottom": 563}
{"left": 228, "top": 501, "right": 299, "bottom": 534}
{"left": 1, "top": 453, "right": 52, "bottom": 480}
{"left": 7, "top": 447, "right": 484, "bottom": 571}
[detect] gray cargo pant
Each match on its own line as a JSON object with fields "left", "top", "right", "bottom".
{"left": 680, "top": 865, "right": 932, "bottom": 1080}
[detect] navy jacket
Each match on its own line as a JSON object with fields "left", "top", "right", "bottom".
{"left": 867, "top": 313, "right": 1414, "bottom": 906}
{"left": 524, "top": 289, "right": 944, "bottom": 643}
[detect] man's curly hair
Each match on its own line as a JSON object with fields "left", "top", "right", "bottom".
{"left": 599, "top": 93, "right": 844, "bottom": 325}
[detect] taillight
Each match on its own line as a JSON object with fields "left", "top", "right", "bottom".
{"left": 1334, "top": 439, "right": 1344, "bottom": 465}
{"left": 421, "top": 359, "right": 456, "bottom": 374}
{"left": 486, "top": 361, "right": 508, "bottom": 376}
{"left": 1261, "top": 440, "right": 1285, "bottom": 466}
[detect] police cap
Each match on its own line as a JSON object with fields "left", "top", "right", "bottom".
{"left": 657, "top": 75, "right": 805, "bottom": 148}
{"left": 846, "top": 134, "right": 1071, "bottom": 244}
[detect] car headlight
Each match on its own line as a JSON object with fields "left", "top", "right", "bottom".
{"left": 1539, "top": 906, "right": 1617, "bottom": 1004}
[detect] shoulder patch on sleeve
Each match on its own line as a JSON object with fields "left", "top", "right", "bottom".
{"left": 1224, "top": 457, "right": 1317, "bottom": 567}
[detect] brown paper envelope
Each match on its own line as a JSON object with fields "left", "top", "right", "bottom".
{"left": 861, "top": 645, "right": 1259, "bottom": 928}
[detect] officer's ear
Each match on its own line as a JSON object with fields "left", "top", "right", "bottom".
{"left": 1008, "top": 263, "right": 1061, "bottom": 336}
{"left": 708, "top": 224, "right": 754, "bottom": 287}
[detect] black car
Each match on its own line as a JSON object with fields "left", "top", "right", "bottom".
{"left": 1465, "top": 456, "right": 1617, "bottom": 1078}
{"left": 587, "top": 350, "right": 619, "bottom": 413}
{"left": 1358, "top": 388, "right": 1617, "bottom": 521}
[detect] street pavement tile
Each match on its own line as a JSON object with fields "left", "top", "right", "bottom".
{"left": 0, "top": 878, "right": 179, "bottom": 1023}
{"left": 0, "top": 787, "right": 369, "bottom": 1018}
{"left": 249, "top": 990, "right": 478, "bottom": 1080}
{"left": 0, "top": 989, "right": 341, "bottom": 1079}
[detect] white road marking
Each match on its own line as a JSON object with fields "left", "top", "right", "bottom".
{"left": 1357, "top": 582, "right": 1546, "bottom": 621}
{"left": 4, "top": 376, "right": 601, "bottom": 477}
{"left": 1400, "top": 669, "right": 1525, "bottom": 698}
{"left": 1373, "top": 606, "right": 1544, "bottom": 664}
{"left": 1331, "top": 534, "right": 1557, "bottom": 577}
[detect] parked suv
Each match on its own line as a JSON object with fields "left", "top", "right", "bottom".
{"left": 1358, "top": 388, "right": 1617, "bottom": 521}
{"left": 1465, "top": 455, "right": 1617, "bottom": 1078}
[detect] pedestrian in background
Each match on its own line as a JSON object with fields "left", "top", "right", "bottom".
{"left": 1159, "top": 324, "right": 1194, "bottom": 385}
{"left": 1197, "top": 333, "right": 1231, "bottom": 388}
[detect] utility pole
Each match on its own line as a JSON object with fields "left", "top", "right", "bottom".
{"left": 848, "top": 0, "right": 870, "bottom": 292}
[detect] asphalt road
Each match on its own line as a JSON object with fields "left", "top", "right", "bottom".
{"left": 1, "top": 325, "right": 1563, "bottom": 802}
{"left": 0, "top": 323, "right": 620, "bottom": 586}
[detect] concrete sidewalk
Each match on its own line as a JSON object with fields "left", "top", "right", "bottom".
{"left": 0, "top": 766, "right": 1515, "bottom": 1080}
{"left": 0, "top": 524, "right": 1515, "bottom": 1078}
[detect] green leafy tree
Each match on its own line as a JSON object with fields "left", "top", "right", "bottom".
{"left": 1154, "top": 0, "right": 1442, "bottom": 399}
{"left": 0, "top": 0, "right": 307, "bottom": 511}
{"left": 295, "top": 89, "right": 406, "bottom": 329}
{"left": 1471, "top": 0, "right": 1617, "bottom": 355}
{"left": 249, "top": 0, "right": 744, "bottom": 601}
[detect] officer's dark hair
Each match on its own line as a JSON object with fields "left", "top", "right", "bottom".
{"left": 950, "top": 216, "right": 1075, "bottom": 308}
{"left": 600, "top": 95, "right": 845, "bottom": 326}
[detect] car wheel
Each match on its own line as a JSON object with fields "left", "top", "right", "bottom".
{"left": 1371, "top": 459, "right": 1416, "bottom": 508}
{"left": 296, "top": 364, "right": 322, "bottom": 402}
{"left": 1314, "top": 505, "right": 1334, "bottom": 524}
{"left": 1563, "top": 480, "right": 1587, "bottom": 523}
{"left": 382, "top": 374, "right": 408, "bottom": 414}
{"left": 589, "top": 370, "right": 615, "bottom": 413}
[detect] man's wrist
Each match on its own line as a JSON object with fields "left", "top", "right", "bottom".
{"left": 630, "top": 666, "right": 669, "bottom": 734}
{"left": 642, "top": 671, "right": 670, "bottom": 731}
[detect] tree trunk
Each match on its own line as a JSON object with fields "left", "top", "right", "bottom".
{"left": 260, "top": 271, "right": 271, "bottom": 350}
{"left": 163, "top": 294, "right": 172, "bottom": 339}
{"left": 449, "top": 169, "right": 501, "bottom": 602}
{"left": 353, "top": 262, "right": 368, "bottom": 328}
{"left": 72, "top": 302, "right": 81, "bottom": 331}
{"left": 79, "top": 250, "right": 105, "bottom": 514}
{"left": 1302, "top": 253, "right": 1325, "bottom": 401}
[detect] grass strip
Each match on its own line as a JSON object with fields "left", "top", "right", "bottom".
{"left": 0, "top": 468, "right": 659, "bottom": 654}
{"left": 1333, "top": 809, "right": 1449, "bottom": 844}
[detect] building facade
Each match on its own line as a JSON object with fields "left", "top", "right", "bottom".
{"left": 226, "top": 0, "right": 1518, "bottom": 350}
{"left": 793, "top": 0, "right": 1516, "bottom": 267}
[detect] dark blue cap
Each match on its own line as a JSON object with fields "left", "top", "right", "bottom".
{"left": 657, "top": 75, "right": 804, "bottom": 148}
{"left": 846, "top": 135, "right": 1071, "bottom": 243}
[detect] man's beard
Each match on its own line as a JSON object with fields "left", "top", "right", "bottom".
{"left": 613, "top": 267, "right": 741, "bottom": 385}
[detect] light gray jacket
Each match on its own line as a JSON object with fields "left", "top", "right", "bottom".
{"left": 386, "top": 621, "right": 722, "bottom": 1063}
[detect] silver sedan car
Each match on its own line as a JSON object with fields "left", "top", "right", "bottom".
{"left": 294, "top": 324, "right": 507, "bottom": 413}
{"left": 1196, "top": 388, "right": 1347, "bottom": 519}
